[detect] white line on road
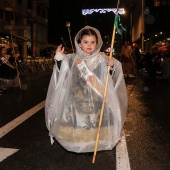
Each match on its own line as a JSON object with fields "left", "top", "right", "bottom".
{"left": 0, "top": 100, "right": 45, "bottom": 138}
{"left": 0, "top": 101, "right": 45, "bottom": 162}
{"left": 0, "top": 100, "right": 131, "bottom": 170}
{"left": 116, "top": 130, "right": 131, "bottom": 170}
{"left": 0, "top": 147, "right": 19, "bottom": 162}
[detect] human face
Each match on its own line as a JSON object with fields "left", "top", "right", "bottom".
{"left": 78, "top": 35, "right": 97, "bottom": 56}
{"left": 1, "top": 47, "right": 7, "bottom": 57}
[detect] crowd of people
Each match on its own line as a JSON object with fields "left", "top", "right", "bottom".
{"left": 0, "top": 45, "right": 55, "bottom": 95}
{"left": 117, "top": 41, "right": 170, "bottom": 83}
{"left": 135, "top": 47, "right": 170, "bottom": 83}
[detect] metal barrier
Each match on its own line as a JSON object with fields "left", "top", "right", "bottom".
{"left": 14, "top": 58, "right": 54, "bottom": 75}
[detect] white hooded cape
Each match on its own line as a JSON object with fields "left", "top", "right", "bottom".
{"left": 45, "top": 26, "right": 128, "bottom": 153}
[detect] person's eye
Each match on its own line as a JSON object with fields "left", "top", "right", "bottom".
{"left": 91, "top": 41, "right": 96, "bottom": 44}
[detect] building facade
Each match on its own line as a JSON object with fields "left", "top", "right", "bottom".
{"left": 131, "top": 0, "right": 170, "bottom": 52}
{"left": 0, "top": 0, "right": 49, "bottom": 58}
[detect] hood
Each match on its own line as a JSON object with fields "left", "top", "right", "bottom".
{"left": 74, "top": 26, "right": 103, "bottom": 59}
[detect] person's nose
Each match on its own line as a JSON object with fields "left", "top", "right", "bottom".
{"left": 87, "top": 43, "right": 91, "bottom": 47}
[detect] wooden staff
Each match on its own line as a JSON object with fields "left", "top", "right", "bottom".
{"left": 61, "top": 37, "right": 70, "bottom": 53}
{"left": 92, "top": 0, "right": 120, "bottom": 164}
{"left": 66, "top": 22, "right": 75, "bottom": 53}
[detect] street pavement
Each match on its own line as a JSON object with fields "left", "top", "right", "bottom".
{"left": 124, "top": 72, "right": 170, "bottom": 170}
{"left": 0, "top": 70, "right": 170, "bottom": 170}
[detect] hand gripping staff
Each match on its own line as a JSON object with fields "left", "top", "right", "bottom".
{"left": 92, "top": 0, "right": 126, "bottom": 163}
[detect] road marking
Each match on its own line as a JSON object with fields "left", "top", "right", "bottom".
{"left": 0, "top": 148, "right": 19, "bottom": 162}
{"left": 0, "top": 101, "right": 45, "bottom": 162}
{"left": 0, "top": 100, "right": 45, "bottom": 138}
{"left": 0, "top": 100, "right": 131, "bottom": 169}
{"left": 116, "top": 130, "right": 131, "bottom": 170}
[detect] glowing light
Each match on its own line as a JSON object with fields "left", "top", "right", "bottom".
{"left": 105, "top": 47, "right": 115, "bottom": 53}
{"left": 132, "top": 43, "right": 136, "bottom": 47}
{"left": 82, "top": 8, "right": 125, "bottom": 15}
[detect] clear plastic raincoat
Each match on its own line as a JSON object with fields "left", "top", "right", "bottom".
{"left": 45, "top": 26, "right": 128, "bottom": 153}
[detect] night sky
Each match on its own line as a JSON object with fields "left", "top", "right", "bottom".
{"left": 48, "top": 0, "right": 131, "bottom": 49}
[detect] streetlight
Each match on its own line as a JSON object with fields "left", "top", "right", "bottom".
{"left": 141, "top": 0, "right": 144, "bottom": 51}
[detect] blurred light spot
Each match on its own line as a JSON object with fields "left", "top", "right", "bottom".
{"left": 21, "top": 84, "right": 28, "bottom": 90}
{"left": 143, "top": 86, "right": 149, "bottom": 92}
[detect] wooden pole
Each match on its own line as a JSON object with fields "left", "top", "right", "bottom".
{"left": 61, "top": 37, "right": 70, "bottom": 53}
{"left": 91, "top": 0, "right": 123, "bottom": 160}
{"left": 66, "top": 22, "right": 74, "bottom": 53}
{"left": 92, "top": 3, "right": 120, "bottom": 164}
{"left": 67, "top": 27, "right": 75, "bottom": 53}
{"left": 92, "top": 24, "right": 116, "bottom": 163}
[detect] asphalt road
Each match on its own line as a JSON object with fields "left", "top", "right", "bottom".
{"left": 0, "top": 70, "right": 170, "bottom": 170}
{"left": 125, "top": 72, "right": 170, "bottom": 170}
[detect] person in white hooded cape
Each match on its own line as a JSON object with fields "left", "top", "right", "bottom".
{"left": 45, "top": 26, "right": 128, "bottom": 153}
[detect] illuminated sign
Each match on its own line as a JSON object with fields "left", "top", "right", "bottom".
{"left": 82, "top": 8, "right": 125, "bottom": 15}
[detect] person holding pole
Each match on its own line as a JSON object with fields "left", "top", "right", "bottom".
{"left": 45, "top": 26, "right": 128, "bottom": 157}
{"left": 0, "top": 46, "right": 20, "bottom": 94}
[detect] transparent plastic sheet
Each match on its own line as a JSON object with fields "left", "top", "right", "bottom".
{"left": 45, "top": 26, "right": 128, "bottom": 153}
{"left": 45, "top": 57, "right": 127, "bottom": 153}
